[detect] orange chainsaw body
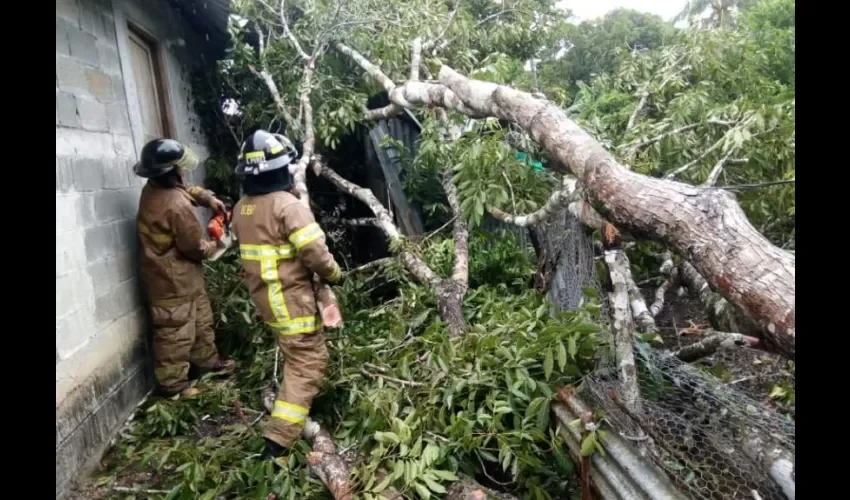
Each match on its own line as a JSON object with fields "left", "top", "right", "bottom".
{"left": 207, "top": 211, "right": 231, "bottom": 241}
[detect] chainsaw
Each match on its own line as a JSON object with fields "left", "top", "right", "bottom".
{"left": 206, "top": 197, "right": 234, "bottom": 261}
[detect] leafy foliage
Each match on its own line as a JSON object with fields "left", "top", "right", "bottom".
{"left": 566, "top": 2, "right": 795, "bottom": 248}
{"left": 88, "top": 235, "right": 603, "bottom": 499}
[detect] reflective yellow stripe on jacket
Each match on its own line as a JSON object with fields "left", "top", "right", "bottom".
{"left": 239, "top": 243, "right": 319, "bottom": 336}
{"left": 138, "top": 221, "right": 173, "bottom": 245}
{"left": 288, "top": 222, "right": 324, "bottom": 250}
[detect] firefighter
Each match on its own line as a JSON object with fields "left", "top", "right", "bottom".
{"left": 134, "top": 138, "right": 236, "bottom": 399}
{"left": 230, "top": 130, "right": 342, "bottom": 462}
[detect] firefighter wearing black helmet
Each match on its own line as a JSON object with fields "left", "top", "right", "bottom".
{"left": 134, "top": 138, "right": 236, "bottom": 398}
{"left": 230, "top": 130, "right": 343, "bottom": 463}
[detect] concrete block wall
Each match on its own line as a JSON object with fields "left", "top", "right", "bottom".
{"left": 56, "top": 0, "right": 215, "bottom": 497}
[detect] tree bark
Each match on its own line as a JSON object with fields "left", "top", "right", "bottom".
{"left": 603, "top": 249, "right": 642, "bottom": 413}
{"left": 446, "top": 477, "right": 519, "bottom": 500}
{"left": 388, "top": 67, "right": 794, "bottom": 359}
{"left": 302, "top": 420, "right": 353, "bottom": 500}
{"left": 678, "top": 261, "right": 763, "bottom": 339}
{"left": 436, "top": 280, "right": 467, "bottom": 338}
{"left": 671, "top": 331, "right": 760, "bottom": 362}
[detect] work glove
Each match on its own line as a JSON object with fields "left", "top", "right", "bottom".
{"left": 321, "top": 303, "right": 343, "bottom": 329}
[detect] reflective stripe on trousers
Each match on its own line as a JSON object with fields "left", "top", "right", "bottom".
{"left": 271, "top": 400, "right": 309, "bottom": 425}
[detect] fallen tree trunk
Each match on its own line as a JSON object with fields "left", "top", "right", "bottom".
{"left": 384, "top": 67, "right": 794, "bottom": 359}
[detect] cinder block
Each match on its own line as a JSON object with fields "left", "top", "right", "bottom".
{"left": 56, "top": 18, "right": 72, "bottom": 55}
{"left": 103, "top": 156, "right": 132, "bottom": 189}
{"left": 56, "top": 54, "right": 88, "bottom": 92}
{"left": 76, "top": 191, "right": 96, "bottom": 228}
{"left": 73, "top": 157, "right": 105, "bottom": 192}
{"left": 56, "top": 0, "right": 80, "bottom": 25}
{"left": 91, "top": 189, "right": 138, "bottom": 224}
{"left": 84, "top": 223, "right": 117, "bottom": 262}
{"left": 56, "top": 193, "right": 81, "bottom": 234}
{"left": 111, "top": 74, "right": 126, "bottom": 101}
{"left": 68, "top": 25, "right": 99, "bottom": 66}
{"left": 97, "top": 43, "right": 121, "bottom": 75}
{"left": 56, "top": 232, "right": 87, "bottom": 278}
{"left": 56, "top": 91, "right": 80, "bottom": 129}
{"left": 114, "top": 218, "right": 139, "bottom": 252}
{"left": 57, "top": 157, "right": 75, "bottom": 193}
{"left": 87, "top": 251, "right": 135, "bottom": 291}
{"left": 99, "top": 12, "right": 117, "bottom": 43}
{"left": 79, "top": 0, "right": 106, "bottom": 37}
{"left": 55, "top": 307, "right": 97, "bottom": 360}
{"left": 85, "top": 68, "right": 113, "bottom": 100}
{"left": 77, "top": 97, "right": 109, "bottom": 132}
{"left": 112, "top": 134, "right": 136, "bottom": 159}
{"left": 118, "top": 188, "right": 141, "bottom": 219}
{"left": 57, "top": 270, "right": 86, "bottom": 319}
{"left": 95, "top": 277, "right": 142, "bottom": 326}
{"left": 106, "top": 101, "right": 131, "bottom": 133}
{"left": 55, "top": 356, "right": 151, "bottom": 498}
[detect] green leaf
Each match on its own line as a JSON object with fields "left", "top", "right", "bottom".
{"left": 568, "top": 336, "right": 578, "bottom": 358}
{"left": 543, "top": 349, "right": 554, "bottom": 380}
{"left": 372, "top": 474, "right": 393, "bottom": 493}
{"left": 430, "top": 470, "right": 458, "bottom": 481}
{"left": 557, "top": 342, "right": 568, "bottom": 370}
{"left": 580, "top": 432, "right": 598, "bottom": 457}
{"left": 422, "top": 476, "right": 447, "bottom": 494}
{"left": 410, "top": 310, "right": 430, "bottom": 329}
{"left": 413, "top": 481, "right": 432, "bottom": 499}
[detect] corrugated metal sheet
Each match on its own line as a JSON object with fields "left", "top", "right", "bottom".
{"left": 168, "top": 0, "right": 231, "bottom": 56}
{"left": 369, "top": 119, "right": 425, "bottom": 236}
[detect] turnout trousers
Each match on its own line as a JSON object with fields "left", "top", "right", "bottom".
{"left": 264, "top": 324, "right": 329, "bottom": 448}
{"left": 150, "top": 291, "right": 222, "bottom": 394}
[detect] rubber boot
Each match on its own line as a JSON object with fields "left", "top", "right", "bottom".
{"left": 157, "top": 381, "right": 201, "bottom": 399}
{"left": 196, "top": 358, "right": 237, "bottom": 378}
{"left": 260, "top": 439, "right": 288, "bottom": 469}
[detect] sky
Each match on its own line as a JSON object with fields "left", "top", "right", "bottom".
{"left": 557, "top": 0, "right": 687, "bottom": 22}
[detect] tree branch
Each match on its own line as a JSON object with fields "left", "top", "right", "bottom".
{"left": 703, "top": 151, "right": 739, "bottom": 187}
{"left": 419, "top": 66, "right": 793, "bottom": 356}
{"left": 314, "top": 157, "right": 442, "bottom": 288}
{"left": 664, "top": 133, "right": 726, "bottom": 179}
{"left": 302, "top": 419, "right": 353, "bottom": 500}
{"left": 671, "top": 331, "right": 760, "bottom": 362}
{"left": 421, "top": 9, "right": 457, "bottom": 53}
{"left": 410, "top": 37, "right": 422, "bottom": 82}
{"left": 442, "top": 170, "right": 469, "bottom": 287}
{"left": 278, "top": 0, "right": 311, "bottom": 61}
{"left": 345, "top": 217, "right": 378, "bottom": 227}
{"left": 621, "top": 119, "right": 733, "bottom": 160}
{"left": 603, "top": 249, "right": 642, "bottom": 413}
{"left": 292, "top": 58, "right": 317, "bottom": 203}
{"left": 335, "top": 42, "right": 404, "bottom": 120}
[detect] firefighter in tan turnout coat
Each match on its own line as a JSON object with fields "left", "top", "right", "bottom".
{"left": 230, "top": 130, "right": 343, "bottom": 461}
{"left": 134, "top": 139, "right": 236, "bottom": 398}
